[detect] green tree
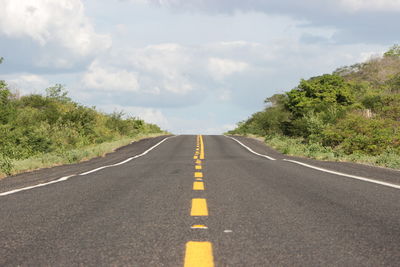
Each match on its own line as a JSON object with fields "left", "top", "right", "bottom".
{"left": 323, "top": 114, "right": 399, "bottom": 155}
{"left": 384, "top": 44, "right": 400, "bottom": 57}
{"left": 286, "top": 74, "right": 354, "bottom": 118}
{"left": 0, "top": 82, "right": 16, "bottom": 125}
{"left": 46, "top": 84, "right": 71, "bottom": 102}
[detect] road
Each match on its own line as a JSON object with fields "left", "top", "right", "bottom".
{"left": 1, "top": 135, "right": 400, "bottom": 266}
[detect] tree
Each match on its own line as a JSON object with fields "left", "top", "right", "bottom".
{"left": 0, "top": 57, "right": 5, "bottom": 90}
{"left": 45, "top": 84, "right": 71, "bottom": 102}
{"left": 384, "top": 44, "right": 400, "bottom": 57}
{"left": 0, "top": 81, "right": 15, "bottom": 124}
{"left": 286, "top": 74, "right": 354, "bottom": 118}
{"left": 265, "top": 93, "right": 287, "bottom": 107}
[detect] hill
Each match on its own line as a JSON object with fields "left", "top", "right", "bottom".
{"left": 227, "top": 45, "right": 400, "bottom": 169}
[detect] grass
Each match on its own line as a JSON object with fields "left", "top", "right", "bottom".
{"left": 236, "top": 134, "right": 400, "bottom": 170}
{"left": 0, "top": 133, "right": 168, "bottom": 178}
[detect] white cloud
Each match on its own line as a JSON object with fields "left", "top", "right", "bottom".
{"left": 80, "top": 43, "right": 253, "bottom": 100}
{"left": 79, "top": 43, "right": 199, "bottom": 97}
{"left": 136, "top": 0, "right": 400, "bottom": 13}
{"left": 3, "top": 74, "right": 50, "bottom": 95}
{"left": 127, "top": 0, "right": 400, "bottom": 45}
{"left": 98, "top": 104, "right": 170, "bottom": 129}
{"left": 359, "top": 51, "right": 384, "bottom": 62}
{"left": 208, "top": 57, "right": 249, "bottom": 81}
{"left": 82, "top": 61, "right": 140, "bottom": 92}
{"left": 114, "top": 24, "right": 129, "bottom": 35}
{"left": 125, "top": 107, "right": 169, "bottom": 129}
{"left": 218, "top": 88, "right": 232, "bottom": 101}
{"left": 76, "top": 39, "right": 387, "bottom": 113}
{"left": 128, "top": 43, "right": 195, "bottom": 94}
{"left": 340, "top": 0, "right": 400, "bottom": 11}
{"left": 0, "top": 0, "right": 111, "bottom": 63}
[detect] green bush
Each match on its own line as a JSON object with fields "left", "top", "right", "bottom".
{"left": 375, "top": 149, "right": 400, "bottom": 169}
{"left": 0, "top": 154, "right": 13, "bottom": 175}
{"left": 0, "top": 78, "right": 164, "bottom": 176}
{"left": 323, "top": 114, "right": 399, "bottom": 155}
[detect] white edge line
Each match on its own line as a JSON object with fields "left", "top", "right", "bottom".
{"left": 225, "top": 136, "right": 276, "bottom": 161}
{"left": 283, "top": 159, "right": 400, "bottom": 190}
{"left": 0, "top": 136, "right": 175, "bottom": 197}
{"left": 79, "top": 135, "right": 174, "bottom": 176}
{"left": 0, "top": 175, "right": 75, "bottom": 196}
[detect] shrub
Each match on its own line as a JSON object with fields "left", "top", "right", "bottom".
{"left": 322, "top": 114, "right": 399, "bottom": 155}
{"left": 0, "top": 86, "right": 164, "bottom": 165}
{"left": 0, "top": 154, "right": 13, "bottom": 175}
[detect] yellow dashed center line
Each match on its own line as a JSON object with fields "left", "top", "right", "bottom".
{"left": 184, "top": 135, "right": 214, "bottom": 267}
{"left": 199, "top": 135, "right": 205, "bottom": 160}
{"left": 184, "top": 242, "right": 214, "bottom": 267}
{"left": 193, "top": 181, "right": 205, "bottom": 191}
{"left": 191, "top": 198, "right": 208, "bottom": 216}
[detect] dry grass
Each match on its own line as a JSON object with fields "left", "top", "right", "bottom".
{"left": 345, "top": 56, "right": 400, "bottom": 85}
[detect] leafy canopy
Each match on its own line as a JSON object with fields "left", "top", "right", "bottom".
{"left": 286, "top": 74, "right": 354, "bottom": 118}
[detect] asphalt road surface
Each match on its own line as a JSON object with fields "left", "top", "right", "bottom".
{"left": 1, "top": 135, "right": 400, "bottom": 266}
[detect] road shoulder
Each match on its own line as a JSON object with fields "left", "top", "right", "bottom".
{"left": 0, "top": 135, "right": 172, "bottom": 194}
{"left": 227, "top": 135, "right": 400, "bottom": 186}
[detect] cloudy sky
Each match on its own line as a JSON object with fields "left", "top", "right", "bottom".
{"left": 0, "top": 0, "right": 399, "bottom": 134}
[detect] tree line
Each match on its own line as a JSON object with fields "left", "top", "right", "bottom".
{"left": 0, "top": 60, "right": 164, "bottom": 174}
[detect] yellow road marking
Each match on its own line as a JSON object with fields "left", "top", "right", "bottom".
{"left": 200, "top": 135, "right": 205, "bottom": 159}
{"left": 191, "top": 225, "right": 208, "bottom": 229}
{"left": 199, "top": 135, "right": 205, "bottom": 160}
{"left": 196, "top": 159, "right": 201, "bottom": 165}
{"left": 191, "top": 198, "right": 208, "bottom": 216}
{"left": 194, "top": 172, "right": 203, "bottom": 178}
{"left": 195, "top": 165, "right": 202, "bottom": 170}
{"left": 194, "top": 156, "right": 198, "bottom": 159}
{"left": 184, "top": 242, "right": 214, "bottom": 267}
{"left": 193, "top": 181, "right": 204, "bottom": 190}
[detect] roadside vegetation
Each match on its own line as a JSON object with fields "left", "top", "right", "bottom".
{"left": 227, "top": 45, "right": 400, "bottom": 169}
{"left": 0, "top": 59, "right": 166, "bottom": 177}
